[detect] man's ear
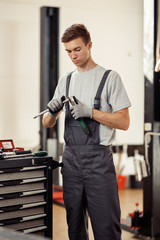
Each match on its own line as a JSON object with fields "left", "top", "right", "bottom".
{"left": 88, "top": 41, "right": 92, "bottom": 49}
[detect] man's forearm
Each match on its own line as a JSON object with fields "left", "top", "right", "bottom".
{"left": 92, "top": 108, "right": 130, "bottom": 130}
{"left": 42, "top": 111, "right": 62, "bottom": 128}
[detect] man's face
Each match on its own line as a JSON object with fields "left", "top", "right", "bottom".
{"left": 64, "top": 37, "right": 92, "bottom": 68}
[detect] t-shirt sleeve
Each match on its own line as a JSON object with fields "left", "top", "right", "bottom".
{"left": 52, "top": 74, "right": 67, "bottom": 99}
{"left": 107, "top": 71, "right": 131, "bottom": 112}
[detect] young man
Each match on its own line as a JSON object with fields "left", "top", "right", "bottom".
{"left": 42, "top": 24, "right": 131, "bottom": 240}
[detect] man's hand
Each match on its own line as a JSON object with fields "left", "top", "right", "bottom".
{"left": 47, "top": 96, "right": 65, "bottom": 117}
{"left": 71, "top": 98, "right": 92, "bottom": 120}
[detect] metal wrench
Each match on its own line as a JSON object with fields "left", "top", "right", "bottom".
{"left": 33, "top": 97, "right": 69, "bottom": 119}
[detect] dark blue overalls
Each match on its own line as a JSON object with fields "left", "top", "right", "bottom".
{"left": 61, "top": 70, "right": 121, "bottom": 240}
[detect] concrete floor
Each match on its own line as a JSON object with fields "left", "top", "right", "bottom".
{"left": 53, "top": 188, "right": 144, "bottom": 240}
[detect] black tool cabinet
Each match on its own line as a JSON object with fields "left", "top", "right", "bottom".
{"left": 0, "top": 156, "right": 53, "bottom": 239}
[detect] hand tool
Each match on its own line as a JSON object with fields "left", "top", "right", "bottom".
{"left": 33, "top": 109, "right": 49, "bottom": 119}
{"left": 14, "top": 150, "right": 32, "bottom": 155}
{"left": 70, "top": 96, "right": 90, "bottom": 135}
{"left": 33, "top": 96, "right": 66, "bottom": 119}
{"left": 33, "top": 95, "right": 89, "bottom": 134}
{"left": 0, "top": 151, "right": 48, "bottom": 160}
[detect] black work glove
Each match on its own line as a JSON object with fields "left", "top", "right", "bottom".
{"left": 47, "top": 96, "right": 65, "bottom": 117}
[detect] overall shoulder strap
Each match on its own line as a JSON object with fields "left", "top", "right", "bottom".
{"left": 65, "top": 72, "right": 73, "bottom": 110}
{"left": 66, "top": 72, "right": 73, "bottom": 97}
{"left": 94, "top": 70, "right": 111, "bottom": 109}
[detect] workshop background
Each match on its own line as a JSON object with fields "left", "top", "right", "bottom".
{"left": 1, "top": 0, "right": 160, "bottom": 239}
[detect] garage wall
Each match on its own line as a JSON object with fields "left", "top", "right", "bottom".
{"left": 0, "top": 0, "right": 143, "bottom": 149}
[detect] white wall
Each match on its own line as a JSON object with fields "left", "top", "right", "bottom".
{"left": 0, "top": 0, "right": 143, "bottom": 149}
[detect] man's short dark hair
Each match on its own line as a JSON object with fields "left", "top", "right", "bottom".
{"left": 61, "top": 24, "right": 91, "bottom": 45}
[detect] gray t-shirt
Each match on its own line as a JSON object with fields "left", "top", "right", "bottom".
{"left": 53, "top": 65, "right": 131, "bottom": 146}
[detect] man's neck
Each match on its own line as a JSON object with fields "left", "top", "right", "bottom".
{"left": 77, "top": 59, "right": 97, "bottom": 72}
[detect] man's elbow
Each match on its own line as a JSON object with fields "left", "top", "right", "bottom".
{"left": 42, "top": 122, "right": 50, "bottom": 129}
{"left": 122, "top": 125, "right": 129, "bottom": 131}
{"left": 116, "top": 108, "right": 130, "bottom": 131}
{"left": 42, "top": 119, "right": 50, "bottom": 128}
{"left": 122, "top": 118, "right": 130, "bottom": 131}
{"left": 42, "top": 113, "right": 56, "bottom": 128}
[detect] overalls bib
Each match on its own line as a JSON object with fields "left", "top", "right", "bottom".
{"left": 61, "top": 70, "right": 121, "bottom": 240}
